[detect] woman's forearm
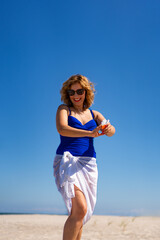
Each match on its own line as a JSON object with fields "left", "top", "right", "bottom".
{"left": 106, "top": 125, "right": 116, "bottom": 137}
{"left": 58, "top": 125, "right": 91, "bottom": 137}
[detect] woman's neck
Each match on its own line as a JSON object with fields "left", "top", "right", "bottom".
{"left": 72, "top": 105, "right": 84, "bottom": 113}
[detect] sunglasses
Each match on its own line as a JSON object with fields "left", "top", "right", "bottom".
{"left": 67, "top": 89, "right": 85, "bottom": 96}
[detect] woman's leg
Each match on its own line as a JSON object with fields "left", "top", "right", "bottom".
{"left": 63, "top": 185, "right": 87, "bottom": 240}
{"left": 76, "top": 226, "right": 83, "bottom": 240}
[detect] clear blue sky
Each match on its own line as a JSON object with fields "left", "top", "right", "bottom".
{"left": 0, "top": 0, "right": 160, "bottom": 216}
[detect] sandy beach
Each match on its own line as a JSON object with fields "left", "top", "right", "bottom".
{"left": 1, "top": 214, "right": 160, "bottom": 240}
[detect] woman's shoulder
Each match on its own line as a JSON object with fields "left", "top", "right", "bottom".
{"left": 57, "top": 104, "right": 70, "bottom": 115}
{"left": 57, "top": 104, "right": 70, "bottom": 113}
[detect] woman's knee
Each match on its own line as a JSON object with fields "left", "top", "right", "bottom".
{"left": 72, "top": 203, "right": 87, "bottom": 220}
{"left": 77, "top": 202, "right": 87, "bottom": 219}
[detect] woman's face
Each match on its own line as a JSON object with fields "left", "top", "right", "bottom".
{"left": 69, "top": 82, "right": 86, "bottom": 108}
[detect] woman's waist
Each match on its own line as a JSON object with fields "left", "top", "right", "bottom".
{"left": 56, "top": 143, "right": 96, "bottom": 157}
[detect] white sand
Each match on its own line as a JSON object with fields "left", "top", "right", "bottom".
{"left": 1, "top": 214, "right": 160, "bottom": 240}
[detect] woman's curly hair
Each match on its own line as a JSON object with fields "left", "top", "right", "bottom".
{"left": 60, "top": 74, "right": 95, "bottom": 110}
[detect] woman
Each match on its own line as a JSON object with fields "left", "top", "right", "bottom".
{"left": 53, "top": 74, "right": 115, "bottom": 240}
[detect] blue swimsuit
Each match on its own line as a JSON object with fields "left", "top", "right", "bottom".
{"left": 56, "top": 109, "right": 97, "bottom": 157}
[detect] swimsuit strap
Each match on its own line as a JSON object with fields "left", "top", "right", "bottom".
{"left": 90, "top": 109, "right": 94, "bottom": 119}
{"left": 68, "top": 107, "right": 71, "bottom": 116}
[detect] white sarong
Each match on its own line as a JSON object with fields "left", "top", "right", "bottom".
{"left": 53, "top": 151, "right": 98, "bottom": 224}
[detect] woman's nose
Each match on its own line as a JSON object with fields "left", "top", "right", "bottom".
{"left": 74, "top": 92, "right": 79, "bottom": 97}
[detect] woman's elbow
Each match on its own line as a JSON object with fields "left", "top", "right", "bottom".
{"left": 57, "top": 126, "right": 66, "bottom": 136}
{"left": 57, "top": 127, "right": 63, "bottom": 135}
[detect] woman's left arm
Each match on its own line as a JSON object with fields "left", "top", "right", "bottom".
{"left": 92, "top": 110, "right": 116, "bottom": 137}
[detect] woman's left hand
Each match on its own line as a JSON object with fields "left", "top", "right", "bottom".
{"left": 102, "top": 123, "right": 115, "bottom": 137}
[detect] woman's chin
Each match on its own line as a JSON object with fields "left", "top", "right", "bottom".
{"left": 72, "top": 101, "right": 83, "bottom": 107}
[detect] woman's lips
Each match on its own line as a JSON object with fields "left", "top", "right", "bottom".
{"left": 74, "top": 98, "right": 81, "bottom": 102}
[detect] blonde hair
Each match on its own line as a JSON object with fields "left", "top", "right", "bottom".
{"left": 60, "top": 74, "right": 95, "bottom": 110}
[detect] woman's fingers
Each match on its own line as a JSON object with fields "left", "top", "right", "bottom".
{"left": 91, "top": 125, "right": 102, "bottom": 137}
{"left": 95, "top": 125, "right": 101, "bottom": 136}
{"left": 91, "top": 124, "right": 113, "bottom": 137}
{"left": 97, "top": 125, "right": 102, "bottom": 131}
{"left": 103, "top": 123, "right": 112, "bottom": 134}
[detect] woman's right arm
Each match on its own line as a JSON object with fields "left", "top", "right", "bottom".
{"left": 56, "top": 105, "right": 101, "bottom": 138}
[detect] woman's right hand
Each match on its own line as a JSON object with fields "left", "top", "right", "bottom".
{"left": 89, "top": 125, "right": 102, "bottom": 138}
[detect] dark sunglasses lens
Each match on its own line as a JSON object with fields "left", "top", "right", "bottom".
{"left": 77, "top": 89, "right": 85, "bottom": 95}
{"left": 67, "top": 90, "right": 75, "bottom": 96}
